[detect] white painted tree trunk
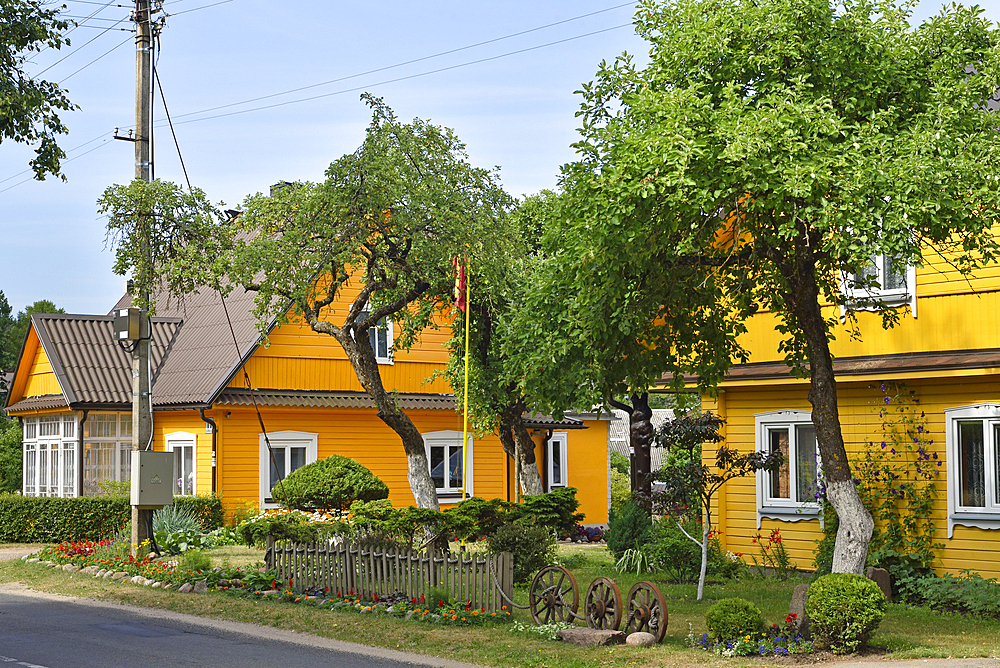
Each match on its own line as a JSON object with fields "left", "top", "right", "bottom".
{"left": 826, "top": 477, "right": 873, "bottom": 574}
{"left": 698, "top": 522, "right": 710, "bottom": 601}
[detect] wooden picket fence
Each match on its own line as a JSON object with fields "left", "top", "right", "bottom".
{"left": 265, "top": 537, "right": 514, "bottom": 613}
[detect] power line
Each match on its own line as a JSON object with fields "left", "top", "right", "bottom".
{"left": 171, "top": 23, "right": 632, "bottom": 127}
{"left": 35, "top": 15, "right": 131, "bottom": 77}
{"left": 168, "top": 1, "right": 637, "bottom": 122}
{"left": 59, "top": 34, "right": 134, "bottom": 84}
{"left": 0, "top": 137, "right": 114, "bottom": 195}
{"left": 165, "top": 0, "right": 233, "bottom": 17}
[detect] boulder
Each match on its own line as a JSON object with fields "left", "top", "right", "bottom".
{"left": 80, "top": 566, "right": 100, "bottom": 576}
{"left": 789, "top": 583, "right": 811, "bottom": 639}
{"left": 62, "top": 564, "right": 80, "bottom": 573}
{"left": 130, "top": 576, "right": 146, "bottom": 585}
{"left": 625, "top": 632, "right": 657, "bottom": 647}
{"left": 216, "top": 579, "right": 231, "bottom": 589}
{"left": 177, "top": 583, "right": 195, "bottom": 593}
{"left": 866, "top": 566, "right": 892, "bottom": 601}
{"left": 96, "top": 569, "right": 108, "bottom": 578}
{"left": 558, "top": 628, "right": 626, "bottom": 648}
{"left": 111, "top": 571, "right": 128, "bottom": 581}
{"left": 193, "top": 579, "right": 209, "bottom": 594}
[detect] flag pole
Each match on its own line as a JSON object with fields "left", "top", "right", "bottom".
{"left": 461, "top": 258, "right": 471, "bottom": 502}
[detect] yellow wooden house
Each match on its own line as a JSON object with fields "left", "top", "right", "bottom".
{"left": 3, "top": 284, "right": 610, "bottom": 525}
{"left": 695, "top": 247, "right": 1000, "bottom": 578}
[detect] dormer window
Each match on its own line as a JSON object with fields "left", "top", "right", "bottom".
{"left": 843, "top": 253, "right": 916, "bottom": 317}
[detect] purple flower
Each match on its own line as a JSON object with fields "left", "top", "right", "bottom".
{"left": 885, "top": 397, "right": 891, "bottom": 404}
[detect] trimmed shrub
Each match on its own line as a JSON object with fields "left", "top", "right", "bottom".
{"left": 705, "top": 597, "right": 764, "bottom": 642}
{"left": 269, "top": 454, "right": 389, "bottom": 513}
{"left": 514, "top": 486, "right": 584, "bottom": 534}
{"left": 606, "top": 500, "right": 652, "bottom": 560}
{"left": 486, "top": 520, "right": 556, "bottom": 585}
{"left": 0, "top": 494, "right": 129, "bottom": 542}
{"left": 808, "top": 573, "right": 887, "bottom": 653}
{"left": 173, "top": 494, "right": 225, "bottom": 531}
{"left": 0, "top": 418, "right": 22, "bottom": 494}
{"left": 237, "top": 511, "right": 319, "bottom": 547}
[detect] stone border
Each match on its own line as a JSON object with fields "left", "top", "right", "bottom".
{"left": 22, "top": 554, "right": 211, "bottom": 594}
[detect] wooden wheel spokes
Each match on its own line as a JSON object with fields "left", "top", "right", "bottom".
{"left": 529, "top": 565, "right": 579, "bottom": 625}
{"left": 585, "top": 576, "right": 622, "bottom": 630}
{"left": 625, "top": 581, "right": 668, "bottom": 643}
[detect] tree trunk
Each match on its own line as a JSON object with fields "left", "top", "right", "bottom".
{"left": 499, "top": 408, "right": 543, "bottom": 497}
{"left": 776, "top": 235, "right": 873, "bottom": 574}
{"left": 698, "top": 520, "right": 710, "bottom": 601}
{"left": 331, "top": 326, "right": 440, "bottom": 510}
{"left": 631, "top": 393, "right": 654, "bottom": 501}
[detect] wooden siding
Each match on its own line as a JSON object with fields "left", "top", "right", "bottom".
{"left": 15, "top": 328, "right": 61, "bottom": 399}
{"left": 708, "top": 375, "right": 1000, "bottom": 579}
{"left": 526, "top": 422, "right": 610, "bottom": 525}
{"left": 153, "top": 411, "right": 213, "bottom": 497}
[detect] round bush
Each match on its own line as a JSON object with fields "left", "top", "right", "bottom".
{"left": 645, "top": 520, "right": 700, "bottom": 583}
{"left": 605, "top": 500, "right": 652, "bottom": 560}
{"left": 485, "top": 520, "right": 556, "bottom": 584}
{"left": 807, "top": 573, "right": 886, "bottom": 653}
{"left": 269, "top": 454, "right": 389, "bottom": 512}
{"left": 705, "top": 597, "right": 764, "bottom": 641}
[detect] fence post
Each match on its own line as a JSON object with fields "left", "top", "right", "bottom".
{"left": 265, "top": 535, "right": 274, "bottom": 571}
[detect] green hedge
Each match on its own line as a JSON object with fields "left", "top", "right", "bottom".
{"left": 173, "top": 494, "right": 225, "bottom": 531}
{"left": 0, "top": 494, "right": 129, "bottom": 542}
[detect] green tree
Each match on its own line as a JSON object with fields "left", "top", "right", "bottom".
{"left": 654, "top": 413, "right": 781, "bottom": 600}
{"left": 0, "top": 415, "right": 21, "bottom": 493}
{"left": 3, "top": 299, "right": 64, "bottom": 369}
{"left": 100, "top": 96, "right": 514, "bottom": 510}
{"left": 0, "top": 291, "right": 14, "bottom": 399}
{"left": 1, "top": 0, "right": 76, "bottom": 179}
{"left": 561, "top": 0, "right": 1000, "bottom": 573}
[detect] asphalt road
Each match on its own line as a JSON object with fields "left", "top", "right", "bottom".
{"left": 0, "top": 583, "right": 487, "bottom": 668}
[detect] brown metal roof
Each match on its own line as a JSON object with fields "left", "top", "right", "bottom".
{"left": 216, "top": 389, "right": 457, "bottom": 411}
{"left": 116, "top": 287, "right": 268, "bottom": 406}
{"left": 522, "top": 412, "right": 585, "bottom": 429}
{"left": 15, "top": 313, "right": 181, "bottom": 409}
{"left": 668, "top": 348, "right": 1000, "bottom": 384}
{"left": 5, "top": 394, "right": 69, "bottom": 414}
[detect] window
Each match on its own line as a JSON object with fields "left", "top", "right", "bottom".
{"left": 945, "top": 404, "right": 1000, "bottom": 536}
{"left": 360, "top": 310, "right": 393, "bottom": 364}
{"left": 22, "top": 412, "right": 79, "bottom": 498}
{"left": 259, "top": 431, "right": 318, "bottom": 505}
{"left": 547, "top": 432, "right": 569, "bottom": 491}
{"left": 423, "top": 430, "right": 473, "bottom": 498}
{"left": 755, "top": 410, "right": 821, "bottom": 527}
{"left": 166, "top": 433, "right": 197, "bottom": 496}
{"left": 843, "top": 253, "right": 916, "bottom": 317}
{"left": 82, "top": 413, "right": 132, "bottom": 496}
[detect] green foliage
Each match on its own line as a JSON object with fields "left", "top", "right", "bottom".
{"left": 605, "top": 500, "right": 652, "bottom": 560}
{"left": 4, "top": 300, "right": 64, "bottom": 367}
{"left": 0, "top": 291, "right": 14, "bottom": 375}
{"left": 172, "top": 494, "right": 226, "bottom": 531}
{"left": 855, "top": 383, "right": 941, "bottom": 584}
{"left": 178, "top": 549, "right": 211, "bottom": 573}
{"left": 644, "top": 520, "right": 700, "bottom": 583}
{"left": 206, "top": 526, "right": 241, "bottom": 547}
{"left": 609, "top": 467, "right": 631, "bottom": 518}
{"left": 704, "top": 598, "right": 764, "bottom": 642}
{"left": 813, "top": 502, "right": 838, "bottom": 577}
{"left": 0, "top": 494, "right": 128, "bottom": 542}
{"left": 610, "top": 451, "right": 629, "bottom": 476}
{"left": 237, "top": 511, "right": 319, "bottom": 547}
{"left": 155, "top": 529, "right": 210, "bottom": 555}
{"left": 749, "top": 528, "right": 795, "bottom": 580}
{"left": 808, "top": 573, "right": 887, "bottom": 653}
{"left": 152, "top": 504, "right": 202, "bottom": 534}
{"left": 443, "top": 496, "right": 511, "bottom": 542}
{"left": 614, "top": 548, "right": 652, "bottom": 575}
{"left": 269, "top": 454, "right": 389, "bottom": 513}
{"left": 0, "top": 1, "right": 76, "bottom": 179}
{"left": 228, "top": 500, "right": 260, "bottom": 528}
{"left": 897, "top": 571, "right": 1000, "bottom": 618}
{"left": 514, "top": 486, "right": 583, "bottom": 534}
{"left": 97, "top": 479, "right": 129, "bottom": 496}
{"left": 485, "top": 520, "right": 556, "bottom": 585}
{"left": 0, "top": 417, "right": 22, "bottom": 494}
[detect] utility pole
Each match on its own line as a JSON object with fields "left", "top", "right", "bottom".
{"left": 130, "top": 0, "right": 154, "bottom": 554}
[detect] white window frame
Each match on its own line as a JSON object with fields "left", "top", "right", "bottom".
{"left": 359, "top": 310, "right": 393, "bottom": 365}
{"left": 423, "top": 430, "right": 473, "bottom": 500}
{"left": 842, "top": 255, "right": 917, "bottom": 318}
{"left": 22, "top": 413, "right": 79, "bottom": 498}
{"left": 259, "top": 431, "right": 318, "bottom": 507}
{"left": 755, "top": 410, "right": 822, "bottom": 528}
{"left": 165, "top": 432, "right": 197, "bottom": 497}
{"left": 547, "top": 432, "right": 569, "bottom": 491}
{"left": 81, "top": 412, "right": 132, "bottom": 497}
{"left": 945, "top": 404, "right": 1000, "bottom": 537}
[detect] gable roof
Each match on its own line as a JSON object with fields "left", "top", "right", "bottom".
{"left": 112, "top": 287, "right": 265, "bottom": 406}
{"left": 5, "top": 313, "right": 181, "bottom": 412}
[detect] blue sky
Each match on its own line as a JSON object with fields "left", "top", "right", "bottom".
{"left": 0, "top": 0, "right": 995, "bottom": 315}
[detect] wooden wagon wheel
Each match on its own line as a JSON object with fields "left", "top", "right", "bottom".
{"left": 585, "top": 576, "right": 622, "bottom": 630}
{"left": 624, "top": 581, "right": 668, "bottom": 642}
{"left": 529, "top": 565, "right": 579, "bottom": 625}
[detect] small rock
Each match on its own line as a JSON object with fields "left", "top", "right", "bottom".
{"left": 558, "top": 628, "right": 625, "bottom": 648}
{"left": 866, "top": 566, "right": 892, "bottom": 601}
{"left": 111, "top": 571, "right": 128, "bottom": 581}
{"left": 229, "top": 579, "right": 242, "bottom": 588}
{"left": 80, "top": 566, "right": 99, "bottom": 576}
{"left": 26, "top": 558, "right": 39, "bottom": 564}
{"left": 130, "top": 575, "right": 145, "bottom": 585}
{"left": 103, "top": 571, "right": 113, "bottom": 579}
{"left": 405, "top": 610, "right": 416, "bottom": 620}
{"left": 62, "top": 564, "right": 80, "bottom": 573}
{"left": 193, "top": 579, "right": 208, "bottom": 594}
{"left": 626, "top": 632, "right": 657, "bottom": 647}
{"left": 151, "top": 582, "right": 162, "bottom": 588}
{"left": 216, "top": 579, "right": 231, "bottom": 589}
{"left": 789, "top": 583, "right": 811, "bottom": 639}
{"left": 261, "top": 590, "right": 279, "bottom": 597}
{"left": 177, "top": 583, "right": 195, "bottom": 593}
{"left": 96, "top": 569, "right": 107, "bottom": 578}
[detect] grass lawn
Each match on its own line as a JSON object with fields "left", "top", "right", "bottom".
{"left": 1, "top": 542, "right": 999, "bottom": 666}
